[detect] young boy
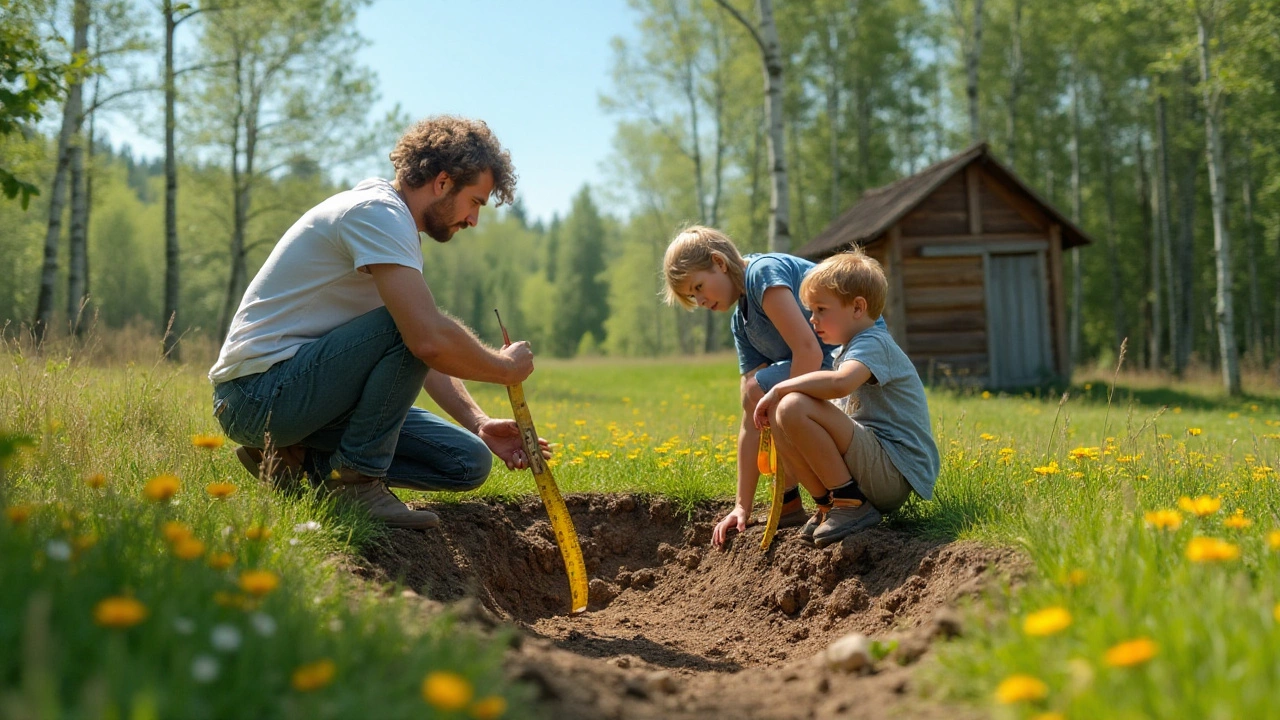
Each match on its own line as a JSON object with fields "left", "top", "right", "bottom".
{"left": 752, "top": 249, "right": 939, "bottom": 547}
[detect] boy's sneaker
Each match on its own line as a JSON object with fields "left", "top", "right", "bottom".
{"left": 799, "top": 507, "right": 830, "bottom": 543}
{"left": 325, "top": 468, "right": 440, "bottom": 530}
{"left": 812, "top": 499, "right": 881, "bottom": 547}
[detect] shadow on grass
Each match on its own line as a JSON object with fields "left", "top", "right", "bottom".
{"left": 886, "top": 485, "right": 1010, "bottom": 543}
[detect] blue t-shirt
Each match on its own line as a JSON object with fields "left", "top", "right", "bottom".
{"left": 731, "top": 253, "right": 839, "bottom": 374}
{"left": 836, "top": 323, "right": 940, "bottom": 501}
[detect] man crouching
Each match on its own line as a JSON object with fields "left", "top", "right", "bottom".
{"left": 208, "top": 116, "right": 548, "bottom": 529}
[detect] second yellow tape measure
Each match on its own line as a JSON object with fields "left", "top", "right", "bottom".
{"left": 496, "top": 310, "right": 588, "bottom": 615}
{"left": 758, "top": 427, "right": 785, "bottom": 552}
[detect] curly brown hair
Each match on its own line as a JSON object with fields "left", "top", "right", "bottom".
{"left": 389, "top": 116, "right": 517, "bottom": 206}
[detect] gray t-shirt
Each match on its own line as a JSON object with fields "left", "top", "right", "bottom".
{"left": 835, "top": 323, "right": 940, "bottom": 500}
{"left": 209, "top": 178, "right": 423, "bottom": 383}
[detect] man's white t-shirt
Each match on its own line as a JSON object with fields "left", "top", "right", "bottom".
{"left": 209, "top": 178, "right": 422, "bottom": 384}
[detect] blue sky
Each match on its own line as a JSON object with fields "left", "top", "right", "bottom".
{"left": 100, "top": 0, "right": 639, "bottom": 223}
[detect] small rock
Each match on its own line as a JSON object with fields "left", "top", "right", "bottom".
{"left": 609, "top": 494, "right": 637, "bottom": 514}
{"left": 657, "top": 543, "right": 678, "bottom": 563}
{"left": 678, "top": 548, "right": 702, "bottom": 570}
{"left": 615, "top": 570, "right": 633, "bottom": 589}
{"left": 893, "top": 636, "right": 928, "bottom": 665}
{"left": 647, "top": 670, "right": 679, "bottom": 694}
{"left": 611, "top": 656, "right": 631, "bottom": 669}
{"left": 631, "top": 569, "right": 656, "bottom": 589}
{"left": 824, "top": 632, "right": 872, "bottom": 674}
{"left": 589, "top": 579, "right": 619, "bottom": 606}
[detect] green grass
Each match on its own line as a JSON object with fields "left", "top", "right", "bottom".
{"left": 4, "top": 347, "right": 1280, "bottom": 718}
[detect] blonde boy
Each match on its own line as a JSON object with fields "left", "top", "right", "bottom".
{"left": 752, "top": 249, "right": 939, "bottom": 547}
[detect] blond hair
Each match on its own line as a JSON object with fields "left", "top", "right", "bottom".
{"left": 799, "top": 248, "right": 888, "bottom": 319}
{"left": 661, "top": 225, "right": 747, "bottom": 309}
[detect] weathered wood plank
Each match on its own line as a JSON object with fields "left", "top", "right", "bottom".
{"left": 980, "top": 168, "right": 1049, "bottom": 231}
{"left": 903, "top": 285, "right": 986, "bottom": 311}
{"left": 902, "top": 259, "right": 985, "bottom": 287}
{"left": 967, "top": 164, "right": 983, "bottom": 235}
{"left": 906, "top": 308, "right": 986, "bottom": 333}
{"left": 907, "top": 330, "right": 988, "bottom": 354}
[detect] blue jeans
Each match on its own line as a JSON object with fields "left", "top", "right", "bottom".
{"left": 212, "top": 307, "right": 492, "bottom": 492}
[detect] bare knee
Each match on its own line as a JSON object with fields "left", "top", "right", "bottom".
{"left": 774, "top": 392, "right": 816, "bottom": 430}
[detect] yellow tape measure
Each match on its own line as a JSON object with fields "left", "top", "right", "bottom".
{"left": 758, "top": 427, "right": 784, "bottom": 552}
{"left": 497, "top": 311, "right": 588, "bottom": 615}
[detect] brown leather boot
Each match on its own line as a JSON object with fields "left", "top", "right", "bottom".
{"left": 235, "top": 445, "right": 307, "bottom": 491}
{"left": 325, "top": 468, "right": 440, "bottom": 530}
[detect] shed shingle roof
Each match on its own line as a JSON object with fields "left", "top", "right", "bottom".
{"left": 795, "top": 143, "right": 1094, "bottom": 259}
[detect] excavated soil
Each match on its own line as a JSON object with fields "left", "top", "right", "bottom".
{"left": 358, "top": 494, "right": 1024, "bottom": 720}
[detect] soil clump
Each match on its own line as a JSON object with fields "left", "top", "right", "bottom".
{"left": 358, "top": 494, "right": 1022, "bottom": 719}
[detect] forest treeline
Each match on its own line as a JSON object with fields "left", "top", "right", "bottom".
{"left": 2, "top": 0, "right": 1278, "bottom": 392}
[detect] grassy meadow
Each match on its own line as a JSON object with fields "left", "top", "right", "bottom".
{"left": 3, "top": 337, "right": 1280, "bottom": 718}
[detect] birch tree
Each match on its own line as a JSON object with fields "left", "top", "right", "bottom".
{"left": 1194, "top": 0, "right": 1240, "bottom": 394}
{"left": 712, "top": 0, "right": 790, "bottom": 251}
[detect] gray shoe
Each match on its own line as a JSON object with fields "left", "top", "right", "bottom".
{"left": 812, "top": 500, "right": 881, "bottom": 547}
{"left": 326, "top": 470, "right": 440, "bottom": 530}
{"left": 799, "top": 507, "right": 829, "bottom": 543}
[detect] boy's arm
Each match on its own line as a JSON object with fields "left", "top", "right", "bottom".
{"left": 752, "top": 361, "right": 873, "bottom": 428}
{"left": 760, "top": 287, "right": 823, "bottom": 376}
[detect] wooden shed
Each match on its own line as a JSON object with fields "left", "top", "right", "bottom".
{"left": 796, "top": 143, "right": 1093, "bottom": 388}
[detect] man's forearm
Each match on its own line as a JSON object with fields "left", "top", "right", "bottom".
{"left": 423, "top": 371, "right": 488, "bottom": 433}
{"left": 418, "top": 314, "right": 515, "bottom": 384}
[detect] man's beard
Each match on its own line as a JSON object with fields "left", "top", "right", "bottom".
{"left": 421, "top": 194, "right": 461, "bottom": 243}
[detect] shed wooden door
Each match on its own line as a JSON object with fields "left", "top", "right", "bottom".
{"left": 985, "top": 252, "right": 1051, "bottom": 386}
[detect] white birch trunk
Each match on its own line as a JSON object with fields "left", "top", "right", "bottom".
{"left": 1197, "top": 11, "right": 1240, "bottom": 395}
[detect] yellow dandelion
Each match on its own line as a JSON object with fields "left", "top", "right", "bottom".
{"left": 573, "top": 419, "right": 586, "bottom": 427}
{"left": 1068, "top": 446, "right": 1101, "bottom": 461}
{"left": 5, "top": 505, "right": 33, "bottom": 524}
{"left": 1031, "top": 714, "right": 1065, "bottom": 720}
{"left": 206, "top": 482, "right": 237, "bottom": 499}
{"left": 994, "top": 674, "right": 1048, "bottom": 704}
{"left": 73, "top": 533, "right": 98, "bottom": 552}
{"left": 981, "top": 391, "right": 992, "bottom": 400}
{"left": 979, "top": 433, "right": 997, "bottom": 442}
{"left": 162, "top": 521, "right": 193, "bottom": 543}
{"left": 1143, "top": 509, "right": 1183, "bottom": 531}
{"left": 423, "top": 671, "right": 473, "bottom": 711}
{"left": 470, "top": 696, "right": 508, "bottom": 720}
{"left": 245, "top": 525, "right": 272, "bottom": 541}
{"left": 191, "top": 434, "right": 225, "bottom": 450}
{"left": 238, "top": 569, "right": 280, "bottom": 596}
{"left": 291, "top": 659, "right": 337, "bottom": 692}
{"left": 1228, "top": 412, "right": 1240, "bottom": 419}
{"left": 1067, "top": 569, "right": 1087, "bottom": 586}
{"left": 1177, "top": 495, "right": 1221, "bottom": 517}
{"left": 1032, "top": 461, "right": 1060, "bottom": 476}
{"left": 1186, "top": 428, "right": 1202, "bottom": 436}
{"left": 1267, "top": 530, "right": 1280, "bottom": 551}
{"left": 207, "top": 552, "right": 235, "bottom": 570}
{"left": 93, "top": 596, "right": 148, "bottom": 629}
{"left": 1223, "top": 510, "right": 1252, "bottom": 530}
{"left": 1023, "top": 607, "right": 1072, "bottom": 636}
{"left": 172, "top": 537, "right": 206, "bottom": 561}
{"left": 1104, "top": 637, "right": 1157, "bottom": 667}
{"left": 1275, "top": 603, "right": 1280, "bottom": 623}
{"left": 1185, "top": 537, "right": 1240, "bottom": 563}
{"left": 84, "top": 473, "right": 106, "bottom": 489}
{"left": 143, "top": 474, "right": 180, "bottom": 502}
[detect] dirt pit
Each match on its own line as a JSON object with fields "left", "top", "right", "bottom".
{"left": 358, "top": 495, "right": 1023, "bottom": 719}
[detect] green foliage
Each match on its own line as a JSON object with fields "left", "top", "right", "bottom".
{"left": 549, "top": 187, "right": 610, "bottom": 357}
{"left": 0, "top": 0, "right": 73, "bottom": 208}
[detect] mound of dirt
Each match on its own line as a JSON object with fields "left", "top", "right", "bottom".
{"left": 358, "top": 495, "right": 1023, "bottom": 720}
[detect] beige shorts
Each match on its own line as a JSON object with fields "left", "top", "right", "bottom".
{"left": 842, "top": 419, "right": 912, "bottom": 513}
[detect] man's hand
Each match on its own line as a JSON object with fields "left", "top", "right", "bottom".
{"left": 712, "top": 504, "right": 750, "bottom": 549}
{"left": 500, "top": 341, "right": 535, "bottom": 385}
{"left": 478, "top": 418, "right": 552, "bottom": 470}
{"left": 753, "top": 388, "right": 781, "bottom": 430}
